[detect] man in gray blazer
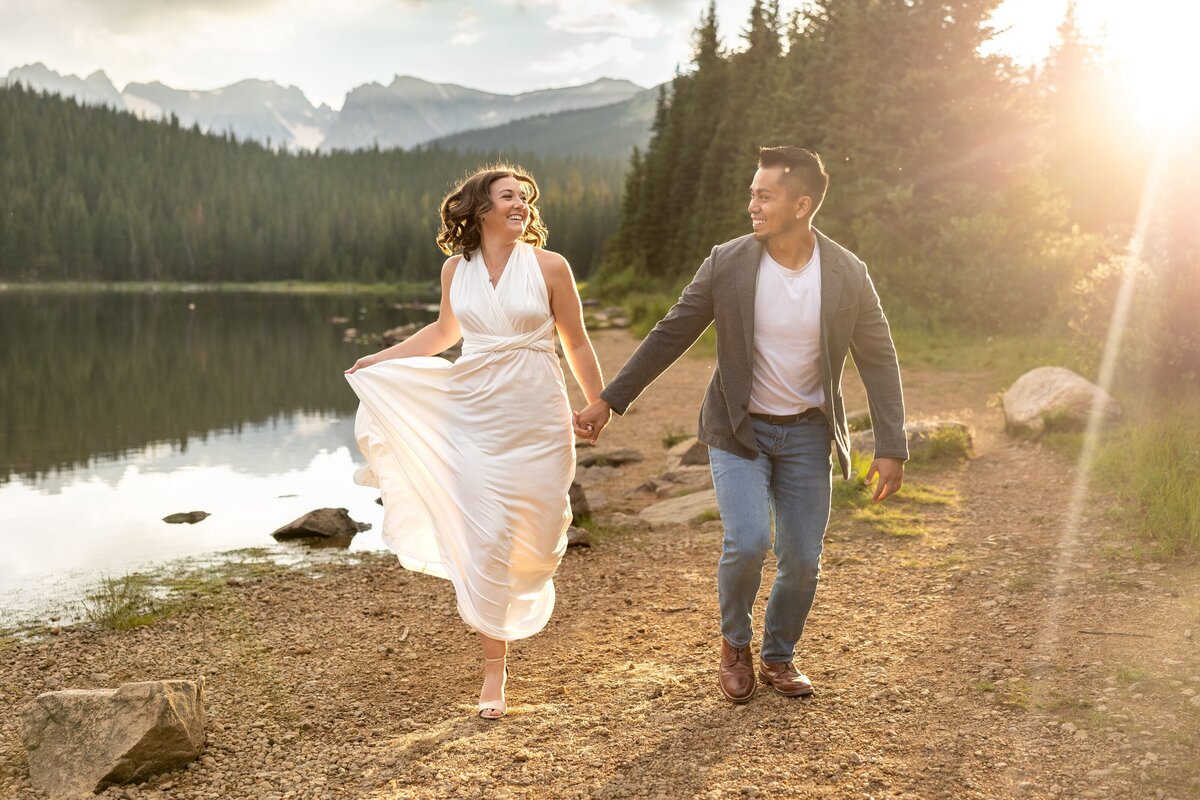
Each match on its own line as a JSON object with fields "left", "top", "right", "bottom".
{"left": 574, "top": 146, "right": 907, "bottom": 703}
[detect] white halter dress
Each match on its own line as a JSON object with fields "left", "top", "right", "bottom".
{"left": 345, "top": 242, "right": 574, "bottom": 641}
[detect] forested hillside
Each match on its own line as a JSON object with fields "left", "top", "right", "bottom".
{"left": 596, "top": 0, "right": 1195, "bottom": 345}
{"left": 0, "top": 85, "right": 624, "bottom": 283}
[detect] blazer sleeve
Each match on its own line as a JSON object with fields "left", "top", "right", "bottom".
{"left": 847, "top": 262, "right": 909, "bottom": 461}
{"left": 600, "top": 252, "right": 717, "bottom": 415}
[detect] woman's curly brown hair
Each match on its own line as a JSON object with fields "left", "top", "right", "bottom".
{"left": 436, "top": 164, "right": 549, "bottom": 259}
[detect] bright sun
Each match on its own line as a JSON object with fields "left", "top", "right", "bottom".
{"left": 990, "top": 0, "right": 1200, "bottom": 137}
{"left": 1106, "top": 0, "right": 1200, "bottom": 136}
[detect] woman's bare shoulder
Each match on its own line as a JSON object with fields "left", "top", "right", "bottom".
{"left": 441, "top": 253, "right": 464, "bottom": 279}
{"left": 532, "top": 247, "right": 570, "bottom": 277}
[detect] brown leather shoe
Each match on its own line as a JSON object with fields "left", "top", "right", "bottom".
{"left": 758, "top": 659, "right": 814, "bottom": 697}
{"left": 719, "top": 639, "right": 756, "bottom": 703}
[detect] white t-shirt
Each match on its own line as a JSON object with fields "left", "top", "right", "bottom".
{"left": 748, "top": 242, "right": 826, "bottom": 416}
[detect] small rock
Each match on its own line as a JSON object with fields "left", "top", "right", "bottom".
{"left": 638, "top": 490, "right": 719, "bottom": 529}
{"left": 163, "top": 511, "right": 210, "bottom": 525}
{"left": 566, "top": 526, "right": 591, "bottom": 548}
{"left": 666, "top": 437, "right": 709, "bottom": 470}
{"left": 575, "top": 465, "right": 624, "bottom": 487}
{"left": 596, "top": 512, "right": 646, "bottom": 530}
{"left": 271, "top": 508, "right": 370, "bottom": 541}
{"left": 569, "top": 480, "right": 590, "bottom": 522}
{"left": 576, "top": 448, "right": 644, "bottom": 468}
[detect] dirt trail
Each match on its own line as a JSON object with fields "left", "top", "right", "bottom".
{"left": 1, "top": 328, "right": 1197, "bottom": 800}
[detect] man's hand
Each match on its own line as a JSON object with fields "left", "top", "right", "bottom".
{"left": 573, "top": 399, "right": 612, "bottom": 445}
{"left": 865, "top": 457, "right": 904, "bottom": 503}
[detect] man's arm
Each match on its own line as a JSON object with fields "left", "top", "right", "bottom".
{"left": 848, "top": 263, "right": 907, "bottom": 501}
{"left": 574, "top": 253, "right": 717, "bottom": 442}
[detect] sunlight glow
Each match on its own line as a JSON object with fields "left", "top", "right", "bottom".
{"left": 1030, "top": 140, "right": 1169, "bottom": 659}
{"left": 1113, "top": 3, "right": 1200, "bottom": 136}
{"left": 991, "top": 0, "right": 1200, "bottom": 136}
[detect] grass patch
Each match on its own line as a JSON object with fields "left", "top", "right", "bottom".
{"left": 1001, "top": 679, "right": 1034, "bottom": 709}
{"left": 1115, "top": 666, "right": 1149, "bottom": 684}
{"left": 79, "top": 573, "right": 163, "bottom": 631}
{"left": 907, "top": 426, "right": 974, "bottom": 463}
{"left": 662, "top": 429, "right": 692, "bottom": 449}
{"left": 975, "top": 680, "right": 997, "bottom": 693}
{"left": 1090, "top": 395, "right": 1200, "bottom": 558}
{"left": 890, "top": 324, "right": 1086, "bottom": 384}
{"left": 695, "top": 509, "right": 721, "bottom": 523}
{"left": 833, "top": 453, "right": 958, "bottom": 537}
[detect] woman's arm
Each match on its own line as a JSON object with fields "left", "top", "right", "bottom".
{"left": 538, "top": 249, "right": 604, "bottom": 406}
{"left": 345, "top": 257, "right": 463, "bottom": 374}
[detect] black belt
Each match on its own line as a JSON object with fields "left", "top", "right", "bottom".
{"left": 749, "top": 408, "right": 825, "bottom": 425}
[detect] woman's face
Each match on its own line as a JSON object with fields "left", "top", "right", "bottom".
{"left": 479, "top": 176, "right": 530, "bottom": 240}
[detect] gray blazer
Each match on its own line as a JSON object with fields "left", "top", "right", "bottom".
{"left": 600, "top": 229, "right": 907, "bottom": 480}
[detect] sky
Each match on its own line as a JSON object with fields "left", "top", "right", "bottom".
{"left": 0, "top": 0, "right": 1182, "bottom": 111}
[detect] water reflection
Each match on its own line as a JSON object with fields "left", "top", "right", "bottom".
{"left": 0, "top": 290, "right": 432, "bottom": 624}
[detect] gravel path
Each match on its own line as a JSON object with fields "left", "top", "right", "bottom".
{"left": 1, "top": 328, "right": 1197, "bottom": 800}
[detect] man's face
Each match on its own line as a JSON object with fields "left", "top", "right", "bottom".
{"left": 748, "top": 166, "right": 805, "bottom": 241}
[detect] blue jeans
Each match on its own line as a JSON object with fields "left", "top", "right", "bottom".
{"left": 709, "top": 416, "right": 833, "bottom": 663}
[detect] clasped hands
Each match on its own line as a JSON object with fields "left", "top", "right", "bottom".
{"left": 572, "top": 398, "right": 612, "bottom": 446}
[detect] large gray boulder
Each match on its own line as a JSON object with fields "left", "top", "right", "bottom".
{"left": 1002, "top": 367, "right": 1121, "bottom": 435}
{"left": 22, "top": 679, "right": 205, "bottom": 798}
{"left": 271, "top": 508, "right": 370, "bottom": 541}
{"left": 638, "top": 489, "right": 720, "bottom": 529}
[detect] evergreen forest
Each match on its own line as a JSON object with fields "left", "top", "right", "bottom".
{"left": 0, "top": 86, "right": 624, "bottom": 283}
{"left": 597, "top": 0, "right": 1198, "bottom": 378}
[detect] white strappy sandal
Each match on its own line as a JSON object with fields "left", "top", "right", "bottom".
{"left": 478, "top": 655, "right": 508, "bottom": 720}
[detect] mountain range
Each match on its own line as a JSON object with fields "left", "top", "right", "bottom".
{"left": 2, "top": 63, "right": 650, "bottom": 154}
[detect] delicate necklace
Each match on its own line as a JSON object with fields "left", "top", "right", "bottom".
{"left": 482, "top": 246, "right": 513, "bottom": 285}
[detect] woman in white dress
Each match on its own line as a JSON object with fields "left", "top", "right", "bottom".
{"left": 344, "top": 165, "right": 604, "bottom": 719}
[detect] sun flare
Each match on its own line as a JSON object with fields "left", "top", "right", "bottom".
{"left": 1102, "top": 0, "right": 1200, "bottom": 136}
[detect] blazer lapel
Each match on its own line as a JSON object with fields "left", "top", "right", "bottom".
{"left": 816, "top": 228, "right": 846, "bottom": 333}
{"left": 815, "top": 228, "right": 846, "bottom": 386}
{"left": 735, "top": 238, "right": 763, "bottom": 369}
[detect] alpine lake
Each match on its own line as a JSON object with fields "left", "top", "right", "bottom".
{"left": 0, "top": 287, "right": 439, "bottom": 629}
